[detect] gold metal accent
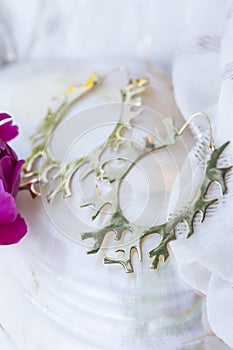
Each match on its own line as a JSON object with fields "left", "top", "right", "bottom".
{"left": 22, "top": 68, "right": 232, "bottom": 273}
{"left": 21, "top": 72, "right": 100, "bottom": 193}
{"left": 46, "top": 76, "right": 176, "bottom": 203}
{"left": 81, "top": 72, "right": 99, "bottom": 89}
{"left": 103, "top": 142, "right": 232, "bottom": 272}
{"left": 147, "top": 141, "right": 232, "bottom": 269}
{"left": 101, "top": 66, "right": 131, "bottom": 83}
{"left": 176, "top": 112, "right": 215, "bottom": 151}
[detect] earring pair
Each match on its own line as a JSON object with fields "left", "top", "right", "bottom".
{"left": 21, "top": 68, "right": 232, "bottom": 273}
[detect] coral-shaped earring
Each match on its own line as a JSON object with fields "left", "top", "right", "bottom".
{"left": 22, "top": 69, "right": 233, "bottom": 273}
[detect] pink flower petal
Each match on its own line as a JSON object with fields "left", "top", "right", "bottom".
{"left": 0, "top": 156, "right": 14, "bottom": 193}
{"left": 11, "top": 159, "right": 24, "bottom": 197}
{"left": 0, "top": 179, "right": 18, "bottom": 224}
{"left": 0, "top": 142, "right": 18, "bottom": 161}
{"left": 0, "top": 120, "right": 18, "bottom": 142}
{"left": 0, "top": 113, "right": 12, "bottom": 122}
{"left": 0, "top": 113, "right": 18, "bottom": 142}
{"left": 0, "top": 214, "right": 27, "bottom": 245}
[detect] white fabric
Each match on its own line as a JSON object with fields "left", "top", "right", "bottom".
{"left": 172, "top": 0, "right": 233, "bottom": 347}
{"left": 0, "top": 0, "right": 186, "bottom": 70}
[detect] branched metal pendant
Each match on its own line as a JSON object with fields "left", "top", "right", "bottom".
{"left": 22, "top": 72, "right": 233, "bottom": 273}
{"left": 21, "top": 73, "right": 99, "bottom": 195}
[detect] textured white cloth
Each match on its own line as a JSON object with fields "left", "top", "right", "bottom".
{"left": 0, "top": 0, "right": 186, "bottom": 70}
{"left": 172, "top": 0, "right": 233, "bottom": 347}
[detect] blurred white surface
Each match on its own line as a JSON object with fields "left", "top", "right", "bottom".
{"left": 0, "top": 0, "right": 186, "bottom": 69}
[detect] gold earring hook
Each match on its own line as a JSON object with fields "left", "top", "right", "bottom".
{"left": 176, "top": 112, "right": 215, "bottom": 151}
{"left": 100, "top": 66, "right": 132, "bottom": 84}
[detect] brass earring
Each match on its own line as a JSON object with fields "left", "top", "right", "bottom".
{"left": 21, "top": 69, "right": 232, "bottom": 273}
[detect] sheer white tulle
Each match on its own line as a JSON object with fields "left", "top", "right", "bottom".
{"left": 172, "top": 0, "right": 233, "bottom": 347}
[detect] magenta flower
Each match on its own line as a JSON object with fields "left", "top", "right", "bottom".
{"left": 0, "top": 113, "right": 27, "bottom": 245}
